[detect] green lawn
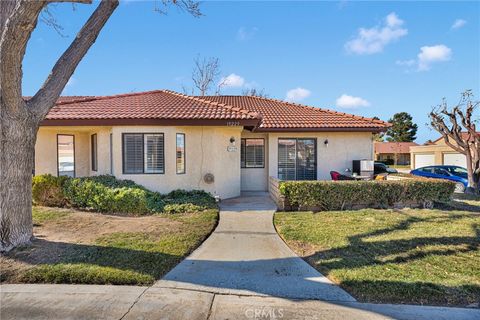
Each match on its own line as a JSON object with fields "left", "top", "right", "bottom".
{"left": 1, "top": 206, "right": 218, "bottom": 285}
{"left": 275, "top": 207, "right": 480, "bottom": 306}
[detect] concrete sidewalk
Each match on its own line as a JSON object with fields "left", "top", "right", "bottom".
{"left": 156, "top": 193, "right": 354, "bottom": 301}
{"left": 1, "top": 284, "right": 479, "bottom": 320}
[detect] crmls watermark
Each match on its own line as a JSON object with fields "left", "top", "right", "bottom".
{"left": 244, "top": 307, "right": 284, "bottom": 319}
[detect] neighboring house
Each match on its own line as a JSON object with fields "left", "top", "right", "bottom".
{"left": 35, "top": 90, "right": 389, "bottom": 199}
{"left": 374, "top": 142, "right": 418, "bottom": 165}
{"left": 410, "top": 133, "right": 479, "bottom": 169}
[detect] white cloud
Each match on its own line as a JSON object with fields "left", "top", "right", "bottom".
{"left": 451, "top": 19, "right": 466, "bottom": 30}
{"left": 396, "top": 44, "right": 452, "bottom": 72}
{"left": 219, "top": 73, "right": 245, "bottom": 88}
{"left": 335, "top": 94, "right": 370, "bottom": 109}
{"left": 417, "top": 45, "right": 452, "bottom": 71}
{"left": 386, "top": 12, "right": 403, "bottom": 28}
{"left": 395, "top": 59, "right": 416, "bottom": 67}
{"left": 345, "top": 12, "right": 408, "bottom": 55}
{"left": 237, "top": 27, "right": 258, "bottom": 41}
{"left": 285, "top": 87, "right": 311, "bottom": 102}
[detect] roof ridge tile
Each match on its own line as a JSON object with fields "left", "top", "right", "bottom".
{"left": 55, "top": 90, "right": 166, "bottom": 106}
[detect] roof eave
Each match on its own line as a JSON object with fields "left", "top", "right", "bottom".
{"left": 254, "top": 127, "right": 388, "bottom": 133}
{"left": 40, "top": 118, "right": 261, "bottom": 127}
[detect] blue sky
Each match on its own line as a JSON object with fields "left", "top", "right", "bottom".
{"left": 23, "top": 1, "right": 479, "bottom": 143}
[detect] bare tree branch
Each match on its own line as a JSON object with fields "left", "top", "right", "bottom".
{"left": 28, "top": 0, "right": 119, "bottom": 120}
{"left": 429, "top": 91, "right": 480, "bottom": 193}
{"left": 1, "top": 0, "right": 46, "bottom": 110}
{"left": 242, "top": 87, "right": 269, "bottom": 98}
{"left": 154, "top": 0, "right": 201, "bottom": 17}
{"left": 191, "top": 56, "right": 220, "bottom": 96}
{"left": 40, "top": 5, "right": 67, "bottom": 37}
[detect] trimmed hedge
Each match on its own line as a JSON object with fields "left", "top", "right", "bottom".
{"left": 32, "top": 174, "right": 216, "bottom": 215}
{"left": 279, "top": 179, "right": 455, "bottom": 211}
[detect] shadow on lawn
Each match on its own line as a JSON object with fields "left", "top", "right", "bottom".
{"left": 303, "top": 213, "right": 480, "bottom": 305}
{"left": 3, "top": 238, "right": 182, "bottom": 284}
{"left": 436, "top": 201, "right": 480, "bottom": 213}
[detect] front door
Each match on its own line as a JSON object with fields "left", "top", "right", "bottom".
{"left": 278, "top": 138, "right": 316, "bottom": 180}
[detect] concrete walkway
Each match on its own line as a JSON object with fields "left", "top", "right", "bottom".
{"left": 2, "top": 284, "right": 479, "bottom": 320}
{"left": 156, "top": 193, "right": 354, "bottom": 301}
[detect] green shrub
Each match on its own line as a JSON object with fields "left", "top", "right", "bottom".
{"left": 32, "top": 174, "right": 68, "bottom": 207}
{"left": 63, "top": 178, "right": 152, "bottom": 215}
{"left": 163, "top": 203, "right": 204, "bottom": 214}
{"left": 279, "top": 179, "right": 455, "bottom": 211}
{"left": 163, "top": 189, "right": 217, "bottom": 209}
{"left": 32, "top": 175, "right": 216, "bottom": 215}
{"left": 85, "top": 175, "right": 145, "bottom": 190}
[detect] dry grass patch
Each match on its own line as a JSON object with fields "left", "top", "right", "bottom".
{"left": 0, "top": 206, "right": 218, "bottom": 285}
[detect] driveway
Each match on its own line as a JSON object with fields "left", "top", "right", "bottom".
{"left": 155, "top": 193, "right": 355, "bottom": 301}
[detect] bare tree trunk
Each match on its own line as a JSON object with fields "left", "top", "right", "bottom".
{"left": 465, "top": 149, "right": 479, "bottom": 194}
{"left": 0, "top": 102, "right": 37, "bottom": 251}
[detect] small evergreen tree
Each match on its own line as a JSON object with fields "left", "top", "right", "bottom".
{"left": 386, "top": 112, "right": 418, "bottom": 142}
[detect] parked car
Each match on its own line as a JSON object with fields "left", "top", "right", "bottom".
{"left": 374, "top": 162, "right": 398, "bottom": 175}
{"left": 410, "top": 165, "right": 468, "bottom": 193}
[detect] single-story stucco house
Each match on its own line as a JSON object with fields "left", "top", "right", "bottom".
{"left": 34, "top": 90, "right": 389, "bottom": 199}
{"left": 374, "top": 142, "right": 418, "bottom": 165}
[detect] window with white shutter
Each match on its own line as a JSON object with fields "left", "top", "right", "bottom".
{"left": 241, "top": 138, "right": 264, "bottom": 168}
{"left": 123, "top": 133, "right": 164, "bottom": 174}
{"left": 144, "top": 134, "right": 164, "bottom": 173}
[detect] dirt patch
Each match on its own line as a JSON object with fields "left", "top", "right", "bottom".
{"left": 33, "top": 207, "right": 182, "bottom": 244}
{"left": 0, "top": 207, "right": 187, "bottom": 283}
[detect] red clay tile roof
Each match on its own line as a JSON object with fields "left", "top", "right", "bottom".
{"left": 41, "top": 90, "right": 390, "bottom": 131}
{"left": 432, "top": 132, "right": 479, "bottom": 144}
{"left": 374, "top": 142, "right": 418, "bottom": 154}
{"left": 45, "top": 90, "right": 258, "bottom": 122}
{"left": 199, "top": 95, "right": 389, "bottom": 131}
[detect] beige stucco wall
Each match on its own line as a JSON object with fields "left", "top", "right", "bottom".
{"left": 88, "top": 128, "right": 112, "bottom": 176}
{"left": 35, "top": 127, "right": 96, "bottom": 177}
{"left": 36, "top": 126, "right": 376, "bottom": 197}
{"left": 267, "top": 131, "right": 374, "bottom": 180}
{"left": 240, "top": 131, "right": 269, "bottom": 191}
{"left": 111, "top": 126, "right": 242, "bottom": 199}
{"left": 409, "top": 144, "right": 461, "bottom": 169}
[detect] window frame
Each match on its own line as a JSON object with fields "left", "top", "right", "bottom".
{"left": 122, "top": 133, "right": 165, "bottom": 175}
{"left": 176, "top": 133, "right": 186, "bottom": 174}
{"left": 109, "top": 133, "right": 113, "bottom": 175}
{"left": 277, "top": 137, "right": 317, "bottom": 181}
{"left": 241, "top": 138, "right": 265, "bottom": 169}
{"left": 56, "top": 134, "right": 75, "bottom": 178}
{"left": 91, "top": 133, "right": 98, "bottom": 172}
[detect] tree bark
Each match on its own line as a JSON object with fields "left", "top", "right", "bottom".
{"left": 0, "top": 100, "right": 37, "bottom": 251}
